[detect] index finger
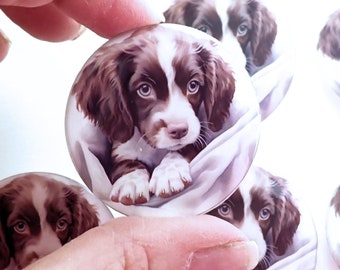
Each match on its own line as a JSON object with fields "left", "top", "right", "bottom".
{"left": 54, "top": 0, "right": 164, "bottom": 38}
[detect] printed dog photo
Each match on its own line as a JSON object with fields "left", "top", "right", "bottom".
{"left": 68, "top": 23, "right": 260, "bottom": 212}
{"left": 0, "top": 173, "right": 110, "bottom": 270}
{"left": 164, "top": 0, "right": 278, "bottom": 75}
{"left": 208, "top": 167, "right": 301, "bottom": 270}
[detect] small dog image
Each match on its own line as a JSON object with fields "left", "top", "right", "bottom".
{"left": 317, "top": 9, "right": 340, "bottom": 60}
{"left": 0, "top": 174, "right": 100, "bottom": 270}
{"left": 164, "top": 0, "right": 277, "bottom": 74}
{"left": 208, "top": 167, "right": 300, "bottom": 270}
{"left": 326, "top": 186, "right": 340, "bottom": 267}
{"left": 71, "top": 24, "right": 237, "bottom": 206}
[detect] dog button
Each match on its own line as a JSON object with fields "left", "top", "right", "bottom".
{"left": 65, "top": 23, "right": 261, "bottom": 217}
{"left": 0, "top": 172, "right": 113, "bottom": 269}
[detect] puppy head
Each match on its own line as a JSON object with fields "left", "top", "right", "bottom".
{"left": 0, "top": 175, "right": 99, "bottom": 269}
{"left": 72, "top": 25, "right": 235, "bottom": 149}
{"left": 230, "top": 0, "right": 277, "bottom": 66}
{"left": 165, "top": 0, "right": 277, "bottom": 67}
{"left": 317, "top": 10, "right": 340, "bottom": 60}
{"left": 208, "top": 167, "right": 300, "bottom": 266}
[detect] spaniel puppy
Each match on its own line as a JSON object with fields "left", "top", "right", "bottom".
{"left": 164, "top": 0, "right": 277, "bottom": 74}
{"left": 72, "top": 25, "right": 235, "bottom": 205}
{"left": 208, "top": 167, "right": 300, "bottom": 270}
{"left": 0, "top": 174, "right": 99, "bottom": 269}
{"left": 317, "top": 9, "right": 340, "bottom": 60}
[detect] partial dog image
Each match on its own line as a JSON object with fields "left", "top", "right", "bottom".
{"left": 208, "top": 167, "right": 300, "bottom": 270}
{"left": 0, "top": 174, "right": 99, "bottom": 269}
{"left": 327, "top": 186, "right": 340, "bottom": 267}
{"left": 72, "top": 25, "right": 236, "bottom": 205}
{"left": 317, "top": 9, "right": 340, "bottom": 60}
{"left": 164, "top": 0, "right": 277, "bottom": 74}
{"left": 330, "top": 186, "right": 340, "bottom": 216}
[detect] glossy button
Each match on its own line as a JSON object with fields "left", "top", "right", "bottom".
{"left": 65, "top": 23, "right": 261, "bottom": 216}
{"left": 0, "top": 172, "right": 113, "bottom": 269}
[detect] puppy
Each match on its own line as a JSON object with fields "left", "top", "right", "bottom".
{"left": 164, "top": 0, "right": 277, "bottom": 74}
{"left": 317, "top": 9, "right": 340, "bottom": 60}
{"left": 0, "top": 174, "right": 99, "bottom": 269}
{"left": 208, "top": 167, "right": 300, "bottom": 269}
{"left": 72, "top": 25, "right": 236, "bottom": 205}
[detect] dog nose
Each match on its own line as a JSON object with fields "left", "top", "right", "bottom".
{"left": 167, "top": 123, "right": 188, "bottom": 139}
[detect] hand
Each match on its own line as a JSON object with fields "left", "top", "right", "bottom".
{"left": 0, "top": 0, "right": 164, "bottom": 61}
{"left": 25, "top": 215, "right": 258, "bottom": 270}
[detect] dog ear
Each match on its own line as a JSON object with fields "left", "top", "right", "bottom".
{"left": 72, "top": 45, "right": 136, "bottom": 143}
{"left": 64, "top": 186, "right": 99, "bottom": 239}
{"left": 270, "top": 176, "right": 300, "bottom": 256}
{"left": 197, "top": 43, "right": 235, "bottom": 132}
{"left": 0, "top": 197, "right": 11, "bottom": 269}
{"left": 317, "top": 10, "right": 340, "bottom": 60}
{"left": 248, "top": 0, "right": 277, "bottom": 66}
{"left": 164, "top": 1, "right": 196, "bottom": 25}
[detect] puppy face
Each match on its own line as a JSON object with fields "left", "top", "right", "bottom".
{"left": 164, "top": 0, "right": 277, "bottom": 69}
{"left": 0, "top": 175, "right": 99, "bottom": 269}
{"left": 73, "top": 25, "right": 235, "bottom": 150}
{"left": 208, "top": 167, "right": 300, "bottom": 269}
{"left": 126, "top": 35, "right": 204, "bottom": 150}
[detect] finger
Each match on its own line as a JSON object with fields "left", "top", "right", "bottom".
{"left": 0, "top": 29, "right": 10, "bottom": 62}
{"left": 25, "top": 216, "right": 259, "bottom": 270}
{"left": 54, "top": 0, "right": 164, "bottom": 38}
{"left": 1, "top": 3, "right": 82, "bottom": 42}
{"left": 0, "top": 0, "right": 52, "bottom": 7}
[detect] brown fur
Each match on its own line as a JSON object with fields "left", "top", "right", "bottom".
{"left": 0, "top": 174, "right": 99, "bottom": 269}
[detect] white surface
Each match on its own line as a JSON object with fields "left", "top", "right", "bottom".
{"left": 0, "top": 1, "right": 340, "bottom": 269}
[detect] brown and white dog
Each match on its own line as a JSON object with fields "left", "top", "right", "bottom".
{"left": 317, "top": 9, "right": 340, "bottom": 60}
{"left": 0, "top": 174, "right": 99, "bottom": 269}
{"left": 208, "top": 167, "right": 300, "bottom": 269}
{"left": 164, "top": 0, "right": 277, "bottom": 75}
{"left": 72, "top": 25, "right": 236, "bottom": 205}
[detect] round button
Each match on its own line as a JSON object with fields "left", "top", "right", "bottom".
{"left": 65, "top": 23, "right": 261, "bottom": 216}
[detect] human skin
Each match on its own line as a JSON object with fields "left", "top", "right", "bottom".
{"left": 0, "top": 0, "right": 164, "bottom": 60}
{"left": 25, "top": 216, "right": 259, "bottom": 270}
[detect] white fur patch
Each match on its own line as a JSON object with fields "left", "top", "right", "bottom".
{"left": 110, "top": 169, "right": 150, "bottom": 204}
{"left": 149, "top": 152, "right": 192, "bottom": 197}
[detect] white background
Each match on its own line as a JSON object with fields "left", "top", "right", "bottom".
{"left": 1, "top": 0, "right": 340, "bottom": 269}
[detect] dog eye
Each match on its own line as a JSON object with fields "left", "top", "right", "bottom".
{"left": 217, "top": 203, "right": 232, "bottom": 218}
{"left": 187, "top": 80, "right": 200, "bottom": 94}
{"left": 13, "top": 220, "right": 28, "bottom": 234}
{"left": 56, "top": 218, "right": 69, "bottom": 231}
{"left": 137, "top": 84, "right": 152, "bottom": 98}
{"left": 259, "top": 207, "right": 271, "bottom": 221}
{"left": 237, "top": 24, "right": 248, "bottom": 37}
{"left": 197, "top": 24, "right": 211, "bottom": 35}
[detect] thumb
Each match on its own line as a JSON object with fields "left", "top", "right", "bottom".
{"left": 26, "top": 215, "right": 259, "bottom": 270}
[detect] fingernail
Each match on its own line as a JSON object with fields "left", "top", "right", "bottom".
{"left": 0, "top": 29, "right": 11, "bottom": 62}
{"left": 72, "top": 25, "right": 87, "bottom": 40}
{"left": 188, "top": 241, "right": 259, "bottom": 270}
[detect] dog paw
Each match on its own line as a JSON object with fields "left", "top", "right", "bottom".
{"left": 149, "top": 152, "right": 192, "bottom": 197}
{"left": 110, "top": 169, "right": 150, "bottom": 205}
